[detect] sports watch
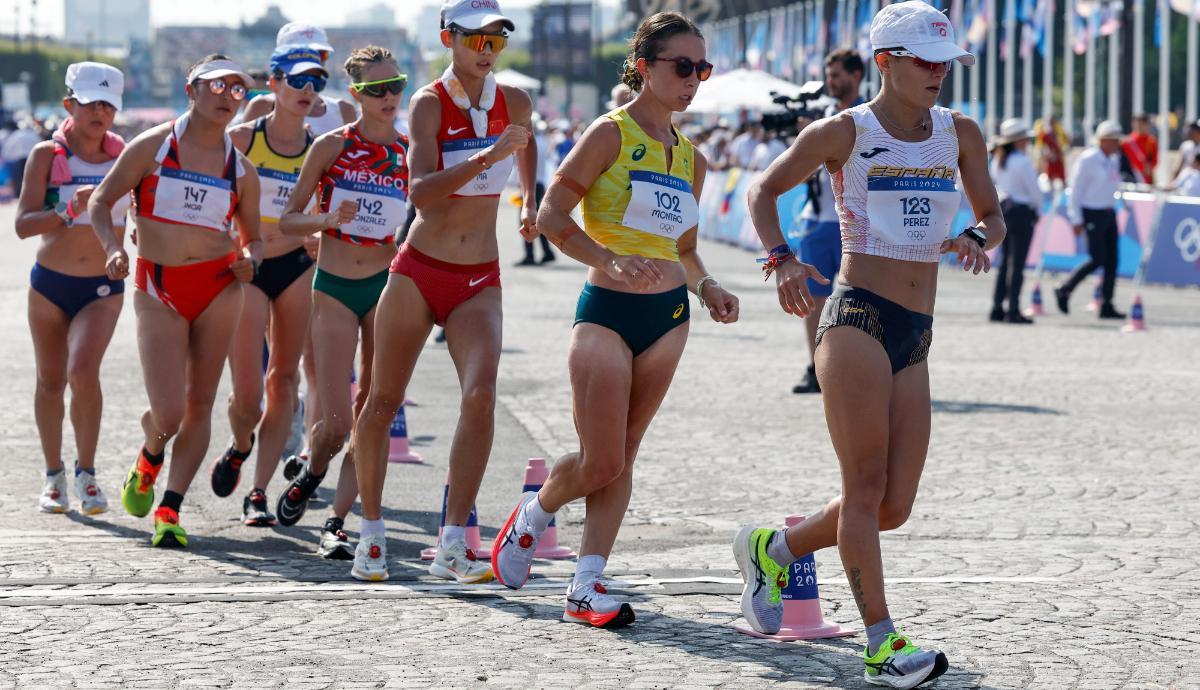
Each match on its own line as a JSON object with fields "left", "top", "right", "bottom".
{"left": 54, "top": 201, "right": 75, "bottom": 228}
{"left": 960, "top": 226, "right": 986, "bottom": 249}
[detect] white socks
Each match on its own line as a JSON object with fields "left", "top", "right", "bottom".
{"left": 524, "top": 495, "right": 555, "bottom": 534}
{"left": 361, "top": 518, "right": 385, "bottom": 538}
{"left": 572, "top": 554, "right": 608, "bottom": 591}
{"left": 440, "top": 525, "right": 466, "bottom": 547}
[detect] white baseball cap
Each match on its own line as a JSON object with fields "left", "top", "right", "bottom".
{"left": 187, "top": 59, "right": 255, "bottom": 89}
{"left": 871, "top": 1, "right": 975, "bottom": 67}
{"left": 1094, "top": 120, "right": 1124, "bottom": 140}
{"left": 441, "top": 0, "right": 515, "bottom": 32}
{"left": 66, "top": 62, "right": 124, "bottom": 111}
{"left": 276, "top": 22, "right": 334, "bottom": 53}
{"left": 994, "top": 118, "right": 1032, "bottom": 146}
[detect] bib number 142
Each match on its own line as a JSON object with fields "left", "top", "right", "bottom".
{"left": 900, "top": 196, "right": 931, "bottom": 215}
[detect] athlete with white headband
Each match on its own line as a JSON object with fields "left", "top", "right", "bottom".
{"left": 736, "top": 3, "right": 1004, "bottom": 686}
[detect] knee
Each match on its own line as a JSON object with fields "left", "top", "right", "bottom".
{"left": 841, "top": 475, "right": 887, "bottom": 515}
{"left": 361, "top": 393, "right": 401, "bottom": 429}
{"left": 66, "top": 362, "right": 101, "bottom": 396}
{"left": 265, "top": 369, "right": 300, "bottom": 402}
{"left": 152, "top": 407, "right": 185, "bottom": 439}
{"left": 582, "top": 452, "right": 626, "bottom": 491}
{"left": 318, "top": 412, "right": 354, "bottom": 442}
{"left": 459, "top": 383, "right": 495, "bottom": 418}
{"left": 36, "top": 372, "right": 67, "bottom": 398}
{"left": 877, "top": 499, "right": 912, "bottom": 532}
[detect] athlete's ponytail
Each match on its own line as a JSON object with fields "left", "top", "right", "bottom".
{"left": 622, "top": 12, "right": 702, "bottom": 92}
{"left": 344, "top": 45, "right": 395, "bottom": 82}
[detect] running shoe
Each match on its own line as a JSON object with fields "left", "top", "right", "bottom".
{"left": 563, "top": 576, "right": 635, "bottom": 628}
{"left": 282, "top": 453, "right": 308, "bottom": 482}
{"left": 121, "top": 448, "right": 163, "bottom": 518}
{"left": 73, "top": 471, "right": 108, "bottom": 515}
{"left": 39, "top": 472, "right": 69, "bottom": 513}
{"left": 732, "top": 525, "right": 787, "bottom": 635}
{"left": 241, "top": 489, "right": 276, "bottom": 526}
{"left": 864, "top": 632, "right": 949, "bottom": 688}
{"left": 151, "top": 506, "right": 188, "bottom": 548}
{"left": 275, "top": 465, "right": 324, "bottom": 527}
{"left": 210, "top": 434, "right": 254, "bottom": 498}
{"left": 317, "top": 517, "right": 354, "bottom": 560}
{"left": 492, "top": 491, "right": 540, "bottom": 589}
{"left": 430, "top": 537, "right": 494, "bottom": 584}
{"left": 351, "top": 534, "right": 388, "bottom": 581}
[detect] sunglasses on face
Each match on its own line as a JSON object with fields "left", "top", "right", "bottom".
{"left": 197, "top": 78, "right": 248, "bottom": 101}
{"left": 451, "top": 28, "right": 508, "bottom": 53}
{"left": 884, "top": 50, "right": 952, "bottom": 73}
{"left": 351, "top": 74, "right": 408, "bottom": 97}
{"left": 649, "top": 56, "right": 714, "bottom": 81}
{"left": 278, "top": 72, "right": 327, "bottom": 93}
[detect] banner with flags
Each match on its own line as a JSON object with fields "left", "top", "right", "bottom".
{"left": 967, "top": 0, "right": 989, "bottom": 52}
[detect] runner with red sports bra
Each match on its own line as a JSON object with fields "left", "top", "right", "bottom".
{"left": 349, "top": 0, "right": 538, "bottom": 582}
{"left": 275, "top": 46, "right": 409, "bottom": 564}
{"left": 88, "top": 54, "right": 263, "bottom": 548}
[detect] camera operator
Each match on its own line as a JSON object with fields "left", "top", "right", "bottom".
{"left": 792, "top": 49, "right": 865, "bottom": 394}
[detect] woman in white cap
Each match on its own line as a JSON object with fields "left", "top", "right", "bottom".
{"left": 16, "top": 62, "right": 128, "bottom": 515}
{"left": 347, "top": 0, "right": 537, "bottom": 583}
{"left": 88, "top": 54, "right": 263, "bottom": 548}
{"left": 205, "top": 47, "right": 328, "bottom": 528}
{"left": 989, "top": 118, "right": 1042, "bottom": 324}
{"left": 1054, "top": 120, "right": 1126, "bottom": 319}
{"left": 737, "top": 2, "right": 1004, "bottom": 686}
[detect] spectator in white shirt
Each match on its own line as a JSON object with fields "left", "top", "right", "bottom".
{"left": 1170, "top": 119, "right": 1199, "bottom": 183}
{"left": 1168, "top": 155, "right": 1200, "bottom": 197}
{"left": 749, "top": 133, "right": 788, "bottom": 171}
{"left": 990, "top": 119, "right": 1043, "bottom": 324}
{"left": 728, "top": 123, "right": 762, "bottom": 169}
{"left": 1055, "top": 120, "right": 1125, "bottom": 320}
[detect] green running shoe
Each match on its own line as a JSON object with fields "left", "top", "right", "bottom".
{"left": 864, "top": 632, "right": 949, "bottom": 688}
{"left": 732, "top": 525, "right": 787, "bottom": 634}
{"left": 121, "top": 448, "right": 162, "bottom": 518}
{"left": 151, "top": 507, "right": 188, "bottom": 548}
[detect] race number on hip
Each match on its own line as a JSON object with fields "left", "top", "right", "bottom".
{"left": 866, "top": 175, "right": 957, "bottom": 248}
{"left": 441, "top": 137, "right": 514, "bottom": 196}
{"left": 327, "top": 178, "right": 408, "bottom": 241}
{"left": 621, "top": 170, "right": 698, "bottom": 239}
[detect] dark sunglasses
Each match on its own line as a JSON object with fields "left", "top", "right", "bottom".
{"left": 277, "top": 72, "right": 327, "bottom": 93}
{"left": 351, "top": 74, "right": 408, "bottom": 97}
{"left": 649, "top": 56, "right": 714, "bottom": 81}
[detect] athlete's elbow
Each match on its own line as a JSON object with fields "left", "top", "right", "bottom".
{"left": 14, "top": 217, "right": 34, "bottom": 239}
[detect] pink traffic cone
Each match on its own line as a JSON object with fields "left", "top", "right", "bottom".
{"left": 387, "top": 405, "right": 422, "bottom": 464}
{"left": 735, "top": 515, "right": 856, "bottom": 641}
{"left": 1085, "top": 281, "right": 1102, "bottom": 312}
{"left": 1121, "top": 294, "right": 1147, "bottom": 332}
{"left": 519, "top": 458, "right": 575, "bottom": 559}
{"left": 420, "top": 472, "right": 490, "bottom": 560}
{"left": 1025, "top": 282, "right": 1046, "bottom": 317}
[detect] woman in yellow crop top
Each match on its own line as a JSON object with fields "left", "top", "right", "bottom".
{"left": 489, "top": 12, "right": 739, "bottom": 628}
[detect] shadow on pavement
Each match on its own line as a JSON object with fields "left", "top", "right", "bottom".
{"left": 932, "top": 400, "right": 1062, "bottom": 415}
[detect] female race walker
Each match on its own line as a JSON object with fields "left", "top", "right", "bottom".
{"left": 207, "top": 47, "right": 326, "bottom": 525}
{"left": 274, "top": 46, "right": 409, "bottom": 563}
{"left": 490, "top": 12, "right": 739, "bottom": 627}
{"left": 349, "top": 0, "right": 539, "bottom": 583}
{"left": 89, "top": 55, "right": 262, "bottom": 547}
{"left": 733, "top": 3, "right": 1004, "bottom": 687}
{"left": 16, "top": 62, "right": 128, "bottom": 515}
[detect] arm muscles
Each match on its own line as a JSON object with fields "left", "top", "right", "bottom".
{"left": 955, "top": 114, "right": 1006, "bottom": 250}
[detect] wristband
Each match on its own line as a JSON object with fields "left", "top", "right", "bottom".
{"left": 695, "top": 275, "right": 718, "bottom": 308}
{"left": 66, "top": 199, "right": 81, "bottom": 220}
{"left": 469, "top": 152, "right": 492, "bottom": 170}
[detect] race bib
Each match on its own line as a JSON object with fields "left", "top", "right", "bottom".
{"left": 257, "top": 167, "right": 301, "bottom": 222}
{"left": 621, "top": 170, "right": 699, "bottom": 239}
{"left": 327, "top": 177, "right": 408, "bottom": 241}
{"left": 442, "top": 137, "right": 514, "bottom": 196}
{"left": 152, "top": 167, "right": 234, "bottom": 231}
{"left": 60, "top": 175, "right": 130, "bottom": 227}
{"left": 865, "top": 173, "right": 957, "bottom": 248}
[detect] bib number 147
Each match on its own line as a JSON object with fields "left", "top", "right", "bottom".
{"left": 900, "top": 196, "right": 931, "bottom": 215}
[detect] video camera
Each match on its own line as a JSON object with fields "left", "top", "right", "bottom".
{"left": 761, "top": 80, "right": 828, "bottom": 138}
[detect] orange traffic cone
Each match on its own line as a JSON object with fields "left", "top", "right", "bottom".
{"left": 420, "top": 472, "right": 490, "bottom": 560}
{"left": 735, "top": 515, "right": 856, "bottom": 641}
{"left": 1121, "top": 294, "right": 1147, "bottom": 332}
{"left": 518, "top": 458, "right": 576, "bottom": 559}
{"left": 1025, "top": 282, "right": 1046, "bottom": 317}
{"left": 387, "top": 405, "right": 422, "bottom": 464}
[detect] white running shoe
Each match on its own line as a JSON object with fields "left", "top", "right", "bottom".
{"left": 429, "top": 537, "right": 494, "bottom": 584}
{"left": 351, "top": 534, "right": 389, "bottom": 582}
{"left": 563, "top": 575, "right": 635, "bottom": 628}
{"left": 39, "top": 472, "right": 69, "bottom": 513}
{"left": 73, "top": 471, "right": 108, "bottom": 515}
{"left": 491, "top": 491, "right": 540, "bottom": 589}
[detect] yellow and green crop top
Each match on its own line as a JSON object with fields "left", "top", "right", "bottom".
{"left": 245, "top": 116, "right": 313, "bottom": 223}
{"left": 582, "top": 108, "right": 699, "bottom": 262}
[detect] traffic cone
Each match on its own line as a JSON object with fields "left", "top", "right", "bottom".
{"left": 1121, "top": 294, "right": 1147, "bottom": 332}
{"left": 518, "top": 458, "right": 576, "bottom": 559}
{"left": 735, "top": 515, "right": 856, "bottom": 641}
{"left": 1085, "top": 281, "right": 1102, "bottom": 312}
{"left": 420, "top": 472, "right": 490, "bottom": 560}
{"left": 387, "top": 404, "right": 422, "bottom": 464}
{"left": 1025, "top": 282, "right": 1046, "bottom": 316}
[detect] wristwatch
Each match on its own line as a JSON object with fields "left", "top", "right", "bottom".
{"left": 54, "top": 201, "right": 75, "bottom": 228}
{"left": 960, "top": 226, "right": 986, "bottom": 249}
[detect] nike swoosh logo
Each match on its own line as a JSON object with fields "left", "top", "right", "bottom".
{"left": 448, "top": 126, "right": 468, "bottom": 136}
{"left": 860, "top": 147, "right": 890, "bottom": 159}
{"left": 468, "top": 275, "right": 491, "bottom": 287}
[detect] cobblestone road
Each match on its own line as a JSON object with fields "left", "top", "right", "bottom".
{"left": 1, "top": 202, "right": 1197, "bottom": 689}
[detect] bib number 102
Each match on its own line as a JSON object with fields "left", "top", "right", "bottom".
{"left": 654, "top": 191, "right": 681, "bottom": 213}
{"left": 900, "top": 196, "right": 931, "bottom": 215}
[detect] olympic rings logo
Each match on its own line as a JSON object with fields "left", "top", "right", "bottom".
{"left": 474, "top": 182, "right": 489, "bottom": 192}
{"left": 1174, "top": 217, "right": 1200, "bottom": 263}
{"left": 659, "top": 222, "right": 674, "bottom": 233}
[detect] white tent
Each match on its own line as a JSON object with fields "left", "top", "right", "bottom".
{"left": 686, "top": 68, "right": 803, "bottom": 115}
{"left": 495, "top": 69, "right": 541, "bottom": 90}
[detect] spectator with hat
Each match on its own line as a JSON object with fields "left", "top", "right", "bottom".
{"left": 990, "top": 118, "right": 1042, "bottom": 324}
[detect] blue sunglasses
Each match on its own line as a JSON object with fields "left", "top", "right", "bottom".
{"left": 276, "top": 72, "right": 327, "bottom": 93}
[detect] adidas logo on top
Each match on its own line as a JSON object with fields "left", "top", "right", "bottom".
{"left": 99, "top": 80, "right": 110, "bottom": 87}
